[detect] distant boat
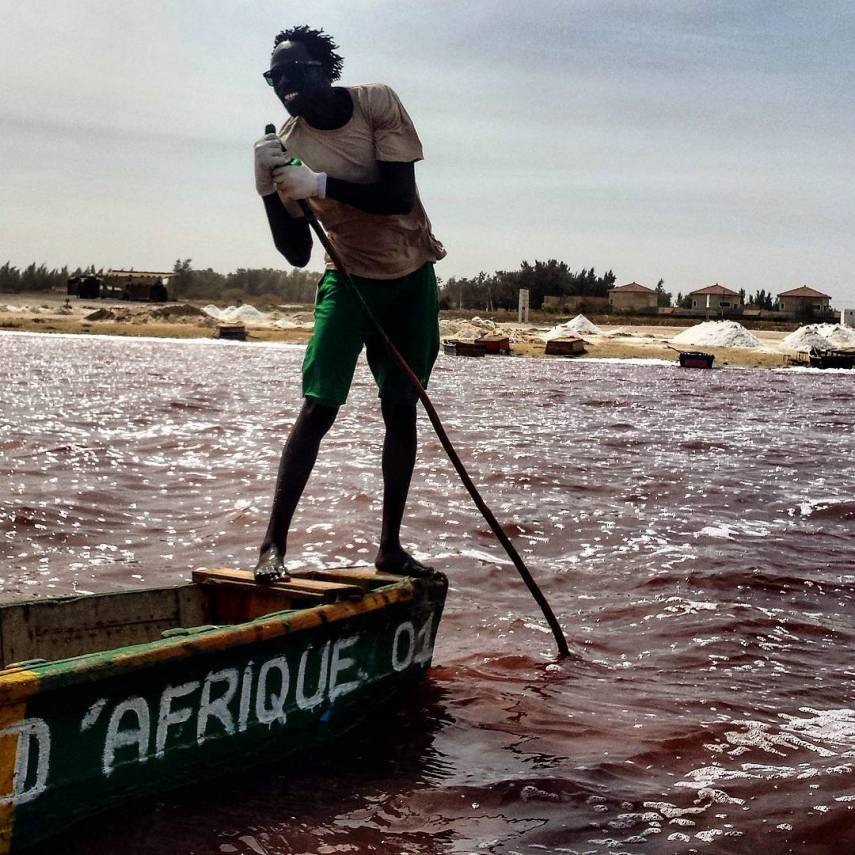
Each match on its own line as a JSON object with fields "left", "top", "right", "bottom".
{"left": 214, "top": 322, "right": 248, "bottom": 341}
{"left": 669, "top": 346, "right": 715, "bottom": 368}
{"left": 545, "top": 336, "right": 586, "bottom": 357}
{"left": 443, "top": 339, "right": 487, "bottom": 357}
{"left": 474, "top": 333, "right": 511, "bottom": 354}
{"left": 0, "top": 566, "right": 447, "bottom": 851}
{"left": 788, "top": 347, "right": 855, "bottom": 370}
{"left": 677, "top": 351, "right": 715, "bottom": 369}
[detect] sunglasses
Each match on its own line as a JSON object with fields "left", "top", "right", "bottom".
{"left": 263, "top": 60, "right": 322, "bottom": 87}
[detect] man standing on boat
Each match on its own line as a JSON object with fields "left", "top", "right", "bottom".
{"left": 253, "top": 25, "right": 445, "bottom": 581}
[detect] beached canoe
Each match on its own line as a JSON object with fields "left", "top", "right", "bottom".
{"left": 442, "top": 339, "right": 487, "bottom": 357}
{"left": 0, "top": 566, "right": 447, "bottom": 852}
{"left": 544, "top": 337, "right": 585, "bottom": 357}
{"left": 214, "top": 322, "right": 248, "bottom": 341}
{"left": 787, "top": 347, "right": 855, "bottom": 370}
{"left": 677, "top": 350, "right": 715, "bottom": 369}
{"left": 474, "top": 334, "right": 511, "bottom": 354}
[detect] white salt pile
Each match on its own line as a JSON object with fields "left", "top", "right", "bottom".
{"left": 439, "top": 317, "right": 542, "bottom": 344}
{"left": 824, "top": 324, "right": 855, "bottom": 344}
{"left": 783, "top": 326, "right": 834, "bottom": 351}
{"left": 783, "top": 323, "right": 855, "bottom": 351}
{"left": 203, "top": 304, "right": 268, "bottom": 324}
{"left": 543, "top": 314, "right": 601, "bottom": 340}
{"left": 229, "top": 305, "right": 268, "bottom": 323}
{"left": 440, "top": 316, "right": 496, "bottom": 340}
{"left": 671, "top": 320, "right": 761, "bottom": 349}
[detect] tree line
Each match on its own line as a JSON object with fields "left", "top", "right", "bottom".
{"left": 2, "top": 258, "right": 789, "bottom": 313}
{"left": 443, "top": 265, "right": 787, "bottom": 314}
{"left": 440, "top": 260, "right": 620, "bottom": 310}
{"left": 0, "top": 260, "right": 323, "bottom": 304}
{"left": 0, "top": 262, "right": 78, "bottom": 294}
{"left": 2, "top": 257, "right": 625, "bottom": 309}
{"left": 169, "top": 260, "right": 321, "bottom": 303}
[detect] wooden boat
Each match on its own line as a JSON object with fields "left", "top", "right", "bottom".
{"left": 677, "top": 350, "right": 715, "bottom": 369}
{"left": 442, "top": 339, "right": 487, "bottom": 357}
{"left": 474, "top": 334, "right": 510, "bottom": 354}
{"left": 0, "top": 567, "right": 447, "bottom": 852}
{"left": 214, "top": 322, "right": 247, "bottom": 341}
{"left": 787, "top": 347, "right": 855, "bottom": 370}
{"left": 545, "top": 336, "right": 585, "bottom": 356}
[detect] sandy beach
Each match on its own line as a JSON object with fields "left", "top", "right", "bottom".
{"left": 0, "top": 292, "right": 846, "bottom": 369}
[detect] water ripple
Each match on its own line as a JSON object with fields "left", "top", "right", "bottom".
{"left": 4, "top": 331, "right": 854, "bottom": 854}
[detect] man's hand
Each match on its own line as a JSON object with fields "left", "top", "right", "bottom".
{"left": 273, "top": 161, "right": 328, "bottom": 201}
{"left": 254, "top": 133, "right": 290, "bottom": 196}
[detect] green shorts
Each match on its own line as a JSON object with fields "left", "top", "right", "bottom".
{"left": 302, "top": 262, "right": 440, "bottom": 407}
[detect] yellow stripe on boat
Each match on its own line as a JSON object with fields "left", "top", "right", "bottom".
{"left": 0, "top": 674, "right": 40, "bottom": 854}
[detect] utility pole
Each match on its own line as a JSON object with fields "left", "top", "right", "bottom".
{"left": 518, "top": 288, "right": 530, "bottom": 323}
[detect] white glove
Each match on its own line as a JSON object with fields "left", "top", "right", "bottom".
{"left": 254, "top": 133, "right": 289, "bottom": 196}
{"left": 272, "top": 161, "right": 327, "bottom": 200}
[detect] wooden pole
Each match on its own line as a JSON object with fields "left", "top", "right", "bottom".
{"left": 297, "top": 200, "right": 571, "bottom": 659}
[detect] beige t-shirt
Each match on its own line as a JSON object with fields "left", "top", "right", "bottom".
{"left": 279, "top": 84, "right": 446, "bottom": 279}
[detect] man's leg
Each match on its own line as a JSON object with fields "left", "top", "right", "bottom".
{"left": 257, "top": 266, "right": 364, "bottom": 580}
{"left": 366, "top": 265, "right": 440, "bottom": 576}
{"left": 374, "top": 398, "right": 419, "bottom": 572}
{"left": 255, "top": 398, "right": 338, "bottom": 580}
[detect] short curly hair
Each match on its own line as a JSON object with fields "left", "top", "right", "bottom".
{"left": 272, "top": 26, "right": 344, "bottom": 81}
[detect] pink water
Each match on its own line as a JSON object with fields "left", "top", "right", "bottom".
{"left": 3, "top": 331, "right": 854, "bottom": 854}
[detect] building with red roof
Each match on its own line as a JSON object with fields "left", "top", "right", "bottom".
{"left": 689, "top": 284, "right": 742, "bottom": 312}
{"left": 608, "top": 282, "right": 658, "bottom": 313}
{"left": 777, "top": 286, "right": 831, "bottom": 315}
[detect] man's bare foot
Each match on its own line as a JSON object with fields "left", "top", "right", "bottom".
{"left": 374, "top": 547, "right": 435, "bottom": 578}
{"left": 254, "top": 546, "right": 289, "bottom": 583}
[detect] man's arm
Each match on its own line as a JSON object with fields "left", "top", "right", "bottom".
{"left": 263, "top": 194, "right": 313, "bottom": 267}
{"left": 256, "top": 132, "right": 313, "bottom": 266}
{"left": 325, "top": 161, "right": 416, "bottom": 216}
{"left": 275, "top": 160, "right": 416, "bottom": 217}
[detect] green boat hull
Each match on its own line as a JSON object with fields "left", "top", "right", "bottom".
{"left": 0, "top": 569, "right": 447, "bottom": 851}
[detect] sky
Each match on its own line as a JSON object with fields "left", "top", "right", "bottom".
{"left": 1, "top": 1, "right": 853, "bottom": 305}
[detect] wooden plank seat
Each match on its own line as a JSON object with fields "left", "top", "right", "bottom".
{"left": 288, "top": 567, "right": 403, "bottom": 590}
{"left": 191, "top": 567, "right": 364, "bottom": 603}
{"left": 192, "top": 567, "right": 367, "bottom": 625}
